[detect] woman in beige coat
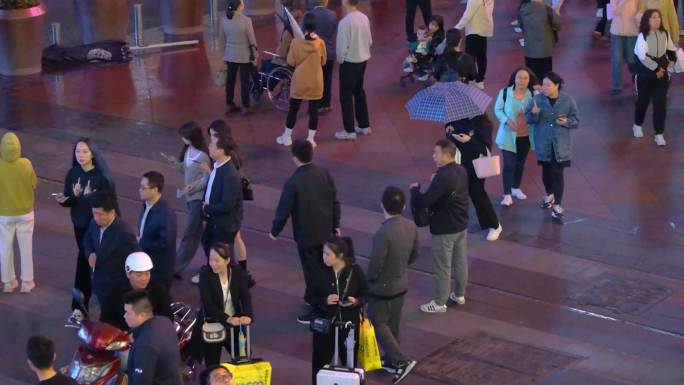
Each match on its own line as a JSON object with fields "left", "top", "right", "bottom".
{"left": 276, "top": 13, "right": 327, "bottom": 148}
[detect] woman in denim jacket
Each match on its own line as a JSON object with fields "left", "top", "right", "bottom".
{"left": 525, "top": 72, "right": 579, "bottom": 223}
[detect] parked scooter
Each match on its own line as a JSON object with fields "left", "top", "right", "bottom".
{"left": 64, "top": 289, "right": 199, "bottom": 384}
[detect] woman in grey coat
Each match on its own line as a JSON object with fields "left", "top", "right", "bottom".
{"left": 162, "top": 122, "right": 211, "bottom": 279}
{"left": 221, "top": 0, "right": 258, "bottom": 116}
{"left": 519, "top": 0, "right": 561, "bottom": 80}
{"left": 525, "top": 72, "right": 579, "bottom": 224}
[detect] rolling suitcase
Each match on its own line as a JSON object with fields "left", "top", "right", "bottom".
{"left": 316, "top": 322, "right": 365, "bottom": 385}
{"left": 221, "top": 325, "right": 272, "bottom": 385}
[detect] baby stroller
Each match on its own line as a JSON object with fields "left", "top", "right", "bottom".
{"left": 400, "top": 41, "right": 436, "bottom": 88}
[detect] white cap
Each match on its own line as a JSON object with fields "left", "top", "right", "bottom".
{"left": 125, "top": 252, "right": 154, "bottom": 273}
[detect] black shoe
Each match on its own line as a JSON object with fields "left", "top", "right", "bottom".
{"left": 173, "top": 273, "right": 182, "bottom": 280}
{"left": 381, "top": 360, "right": 398, "bottom": 374}
{"left": 246, "top": 273, "right": 256, "bottom": 288}
{"left": 393, "top": 360, "right": 417, "bottom": 384}
{"left": 297, "top": 312, "right": 316, "bottom": 325}
{"left": 540, "top": 197, "right": 555, "bottom": 209}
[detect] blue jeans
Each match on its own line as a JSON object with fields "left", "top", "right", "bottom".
{"left": 610, "top": 34, "right": 637, "bottom": 91}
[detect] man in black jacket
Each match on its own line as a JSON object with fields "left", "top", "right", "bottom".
{"left": 84, "top": 192, "right": 140, "bottom": 307}
{"left": 100, "top": 252, "right": 172, "bottom": 330}
{"left": 269, "top": 140, "right": 341, "bottom": 324}
{"left": 202, "top": 138, "right": 243, "bottom": 257}
{"left": 138, "top": 171, "right": 177, "bottom": 290}
{"left": 124, "top": 290, "right": 183, "bottom": 385}
{"left": 410, "top": 139, "right": 469, "bottom": 314}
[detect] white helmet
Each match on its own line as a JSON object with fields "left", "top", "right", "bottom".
{"left": 125, "top": 252, "right": 154, "bottom": 273}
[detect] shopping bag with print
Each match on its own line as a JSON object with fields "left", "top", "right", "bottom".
{"left": 357, "top": 315, "right": 382, "bottom": 372}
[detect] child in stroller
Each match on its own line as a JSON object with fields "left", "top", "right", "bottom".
{"left": 400, "top": 15, "right": 445, "bottom": 86}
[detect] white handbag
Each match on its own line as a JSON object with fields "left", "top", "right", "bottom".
{"left": 472, "top": 148, "right": 501, "bottom": 179}
{"left": 214, "top": 69, "right": 227, "bottom": 86}
{"left": 674, "top": 48, "right": 684, "bottom": 74}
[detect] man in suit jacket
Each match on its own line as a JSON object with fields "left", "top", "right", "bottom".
{"left": 84, "top": 192, "right": 140, "bottom": 307}
{"left": 367, "top": 186, "right": 419, "bottom": 381}
{"left": 270, "top": 140, "right": 340, "bottom": 324}
{"left": 138, "top": 171, "right": 178, "bottom": 290}
{"left": 202, "top": 137, "right": 243, "bottom": 257}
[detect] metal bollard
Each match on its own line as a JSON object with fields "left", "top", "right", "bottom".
{"left": 49, "top": 22, "right": 62, "bottom": 46}
{"left": 209, "top": 0, "right": 219, "bottom": 27}
{"left": 133, "top": 3, "right": 144, "bottom": 47}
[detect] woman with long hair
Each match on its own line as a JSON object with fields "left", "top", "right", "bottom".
{"left": 525, "top": 72, "right": 580, "bottom": 223}
{"left": 632, "top": 9, "right": 678, "bottom": 145}
{"left": 53, "top": 138, "right": 114, "bottom": 313}
{"left": 446, "top": 115, "right": 502, "bottom": 241}
{"left": 310, "top": 236, "right": 368, "bottom": 385}
{"left": 196, "top": 243, "right": 253, "bottom": 365}
{"left": 433, "top": 28, "right": 477, "bottom": 82}
{"left": 161, "top": 122, "right": 211, "bottom": 280}
{"left": 206, "top": 120, "right": 253, "bottom": 288}
{"left": 221, "top": 0, "right": 258, "bottom": 116}
{"left": 494, "top": 67, "right": 536, "bottom": 206}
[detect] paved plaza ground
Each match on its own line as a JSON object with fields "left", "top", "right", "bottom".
{"left": 2, "top": 0, "right": 684, "bottom": 384}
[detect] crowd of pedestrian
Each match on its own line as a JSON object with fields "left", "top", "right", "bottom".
{"left": 5, "top": 0, "right": 682, "bottom": 385}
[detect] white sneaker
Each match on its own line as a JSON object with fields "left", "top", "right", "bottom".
{"left": 448, "top": 292, "right": 466, "bottom": 306}
{"left": 632, "top": 124, "right": 643, "bottom": 138}
{"left": 355, "top": 126, "right": 372, "bottom": 135}
{"left": 513, "top": 27, "right": 523, "bottom": 33}
{"left": 191, "top": 274, "right": 200, "bottom": 284}
{"left": 519, "top": 38, "right": 525, "bottom": 47}
{"left": 334, "top": 131, "right": 357, "bottom": 141}
{"left": 307, "top": 138, "right": 317, "bottom": 148}
{"left": 500, "top": 195, "right": 513, "bottom": 206}
{"left": 654, "top": 134, "right": 666, "bottom": 146}
{"left": 511, "top": 20, "right": 519, "bottom": 26}
{"left": 276, "top": 134, "right": 292, "bottom": 146}
{"left": 511, "top": 188, "right": 527, "bottom": 200}
{"left": 419, "top": 300, "right": 447, "bottom": 313}
{"left": 486, "top": 225, "right": 503, "bottom": 241}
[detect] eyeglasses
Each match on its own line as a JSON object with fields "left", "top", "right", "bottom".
{"left": 210, "top": 373, "right": 233, "bottom": 383}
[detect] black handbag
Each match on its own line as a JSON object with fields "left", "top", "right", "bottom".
{"left": 241, "top": 177, "right": 254, "bottom": 201}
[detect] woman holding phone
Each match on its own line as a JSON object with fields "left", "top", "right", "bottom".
{"left": 53, "top": 138, "right": 114, "bottom": 314}
{"left": 525, "top": 72, "right": 580, "bottom": 223}
{"left": 161, "top": 122, "right": 211, "bottom": 280}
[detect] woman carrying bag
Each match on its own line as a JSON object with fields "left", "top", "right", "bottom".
{"left": 221, "top": 0, "right": 258, "bottom": 116}
{"left": 525, "top": 72, "right": 579, "bottom": 223}
{"left": 494, "top": 67, "right": 536, "bottom": 207}
{"left": 310, "top": 236, "right": 368, "bottom": 385}
{"left": 195, "top": 242, "right": 253, "bottom": 366}
{"left": 445, "top": 115, "right": 502, "bottom": 241}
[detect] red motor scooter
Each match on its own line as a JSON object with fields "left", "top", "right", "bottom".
{"left": 63, "top": 289, "right": 199, "bottom": 385}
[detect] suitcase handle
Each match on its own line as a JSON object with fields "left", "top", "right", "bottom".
{"left": 331, "top": 321, "right": 355, "bottom": 369}
{"left": 230, "top": 324, "right": 251, "bottom": 362}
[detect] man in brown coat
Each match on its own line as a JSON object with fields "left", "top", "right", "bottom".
{"left": 275, "top": 13, "right": 327, "bottom": 148}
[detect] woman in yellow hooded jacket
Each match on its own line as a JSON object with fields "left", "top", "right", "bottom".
{"left": 0, "top": 132, "right": 37, "bottom": 293}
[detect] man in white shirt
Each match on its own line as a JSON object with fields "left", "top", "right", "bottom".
{"left": 334, "top": 0, "right": 373, "bottom": 141}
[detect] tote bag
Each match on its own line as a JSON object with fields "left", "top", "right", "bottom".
{"left": 472, "top": 148, "right": 501, "bottom": 179}
{"left": 357, "top": 316, "right": 382, "bottom": 372}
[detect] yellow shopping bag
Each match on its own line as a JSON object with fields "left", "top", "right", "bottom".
{"left": 221, "top": 361, "right": 272, "bottom": 385}
{"left": 357, "top": 316, "right": 382, "bottom": 372}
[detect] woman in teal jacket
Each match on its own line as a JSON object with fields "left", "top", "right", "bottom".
{"left": 525, "top": 71, "right": 580, "bottom": 223}
{"left": 494, "top": 67, "right": 536, "bottom": 207}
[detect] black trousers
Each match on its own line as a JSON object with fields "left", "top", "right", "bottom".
{"left": 312, "top": 324, "right": 360, "bottom": 385}
{"left": 594, "top": 3, "right": 608, "bottom": 36}
{"left": 286, "top": 98, "right": 320, "bottom": 131}
{"left": 541, "top": 159, "right": 565, "bottom": 205}
{"left": 525, "top": 56, "right": 553, "bottom": 80}
{"left": 72, "top": 225, "right": 91, "bottom": 310}
{"left": 226, "top": 61, "right": 252, "bottom": 108}
{"left": 635, "top": 74, "right": 669, "bottom": 134}
{"left": 405, "top": 0, "right": 432, "bottom": 42}
{"left": 464, "top": 161, "right": 499, "bottom": 230}
{"left": 321, "top": 59, "right": 335, "bottom": 108}
{"left": 297, "top": 243, "right": 325, "bottom": 305}
{"left": 201, "top": 219, "right": 238, "bottom": 259}
{"left": 501, "top": 137, "right": 531, "bottom": 195}
{"left": 465, "top": 34, "right": 488, "bottom": 83}
{"left": 339, "top": 61, "right": 370, "bottom": 133}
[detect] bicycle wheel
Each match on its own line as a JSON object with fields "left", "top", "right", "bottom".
{"left": 266, "top": 67, "right": 293, "bottom": 112}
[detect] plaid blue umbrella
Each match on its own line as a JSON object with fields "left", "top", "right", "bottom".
{"left": 405, "top": 81, "right": 493, "bottom": 123}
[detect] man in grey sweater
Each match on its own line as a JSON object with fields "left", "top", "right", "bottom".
{"left": 334, "top": 0, "right": 372, "bottom": 141}
{"left": 367, "top": 186, "right": 419, "bottom": 384}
